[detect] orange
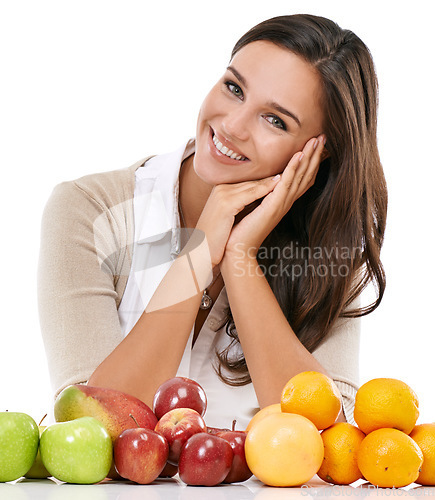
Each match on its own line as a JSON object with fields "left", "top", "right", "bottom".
{"left": 357, "top": 428, "right": 423, "bottom": 488}
{"left": 280, "top": 371, "right": 342, "bottom": 430}
{"left": 354, "top": 378, "right": 419, "bottom": 435}
{"left": 317, "top": 422, "right": 365, "bottom": 485}
{"left": 245, "top": 412, "right": 323, "bottom": 487}
{"left": 245, "top": 403, "right": 281, "bottom": 432}
{"left": 410, "top": 423, "right": 435, "bottom": 485}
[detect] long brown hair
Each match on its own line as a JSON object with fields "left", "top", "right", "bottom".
{"left": 216, "top": 14, "right": 387, "bottom": 385}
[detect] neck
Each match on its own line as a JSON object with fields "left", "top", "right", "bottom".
{"left": 179, "top": 153, "right": 213, "bottom": 229}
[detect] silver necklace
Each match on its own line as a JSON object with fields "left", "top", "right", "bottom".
{"left": 178, "top": 199, "right": 221, "bottom": 310}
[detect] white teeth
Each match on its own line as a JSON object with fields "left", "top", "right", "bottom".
{"left": 212, "top": 133, "right": 247, "bottom": 161}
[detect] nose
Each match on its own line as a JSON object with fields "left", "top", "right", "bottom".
{"left": 221, "top": 107, "right": 250, "bottom": 142}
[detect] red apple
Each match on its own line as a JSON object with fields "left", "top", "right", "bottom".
{"left": 155, "top": 408, "right": 207, "bottom": 465}
{"left": 153, "top": 377, "right": 207, "bottom": 419}
{"left": 178, "top": 433, "right": 233, "bottom": 486}
{"left": 217, "top": 421, "right": 252, "bottom": 483}
{"left": 114, "top": 427, "right": 168, "bottom": 484}
{"left": 159, "top": 461, "right": 178, "bottom": 478}
{"left": 207, "top": 426, "right": 230, "bottom": 435}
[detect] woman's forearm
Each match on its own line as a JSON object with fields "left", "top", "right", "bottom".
{"left": 89, "top": 235, "right": 212, "bottom": 408}
{"left": 220, "top": 252, "right": 334, "bottom": 409}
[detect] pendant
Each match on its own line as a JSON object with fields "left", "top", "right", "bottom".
{"left": 200, "top": 289, "right": 213, "bottom": 310}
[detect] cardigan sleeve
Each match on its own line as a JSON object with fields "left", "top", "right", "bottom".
{"left": 37, "top": 172, "right": 135, "bottom": 399}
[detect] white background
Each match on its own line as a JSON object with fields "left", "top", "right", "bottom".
{"left": 1, "top": 1, "right": 434, "bottom": 425}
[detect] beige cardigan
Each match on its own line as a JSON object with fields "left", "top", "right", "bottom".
{"left": 38, "top": 158, "right": 147, "bottom": 396}
{"left": 38, "top": 156, "right": 360, "bottom": 420}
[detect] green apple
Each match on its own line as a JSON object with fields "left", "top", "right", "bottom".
{"left": 0, "top": 412, "right": 39, "bottom": 482}
{"left": 24, "top": 424, "right": 50, "bottom": 479}
{"left": 40, "top": 416, "right": 112, "bottom": 484}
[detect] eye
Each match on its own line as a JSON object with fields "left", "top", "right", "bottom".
{"left": 264, "top": 115, "right": 287, "bottom": 131}
{"left": 224, "top": 81, "right": 244, "bottom": 100}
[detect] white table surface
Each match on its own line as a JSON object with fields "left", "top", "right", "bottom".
{"left": 1, "top": 475, "right": 433, "bottom": 500}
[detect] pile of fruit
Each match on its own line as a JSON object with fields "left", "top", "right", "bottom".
{"left": 1, "top": 372, "right": 435, "bottom": 488}
{"left": 244, "top": 372, "right": 435, "bottom": 488}
{"left": 0, "top": 376, "right": 250, "bottom": 486}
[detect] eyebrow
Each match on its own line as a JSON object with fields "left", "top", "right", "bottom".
{"left": 227, "top": 65, "right": 302, "bottom": 128}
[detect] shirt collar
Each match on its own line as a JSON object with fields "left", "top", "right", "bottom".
{"left": 135, "top": 138, "right": 195, "bottom": 258}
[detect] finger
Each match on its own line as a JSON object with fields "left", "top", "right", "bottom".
{"left": 292, "top": 134, "right": 326, "bottom": 197}
{"left": 272, "top": 150, "right": 307, "bottom": 203}
{"left": 271, "top": 135, "right": 323, "bottom": 206}
{"left": 279, "top": 150, "right": 305, "bottom": 189}
{"left": 280, "top": 136, "right": 320, "bottom": 185}
{"left": 229, "top": 174, "right": 281, "bottom": 214}
{"left": 226, "top": 172, "right": 280, "bottom": 189}
{"left": 303, "top": 134, "right": 326, "bottom": 175}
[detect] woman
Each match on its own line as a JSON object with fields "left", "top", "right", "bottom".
{"left": 38, "top": 14, "right": 387, "bottom": 429}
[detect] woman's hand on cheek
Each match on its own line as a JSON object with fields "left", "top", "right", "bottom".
{"left": 280, "top": 133, "right": 327, "bottom": 203}
{"left": 195, "top": 175, "right": 282, "bottom": 268}
{"left": 223, "top": 134, "right": 326, "bottom": 261}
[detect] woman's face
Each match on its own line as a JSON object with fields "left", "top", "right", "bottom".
{"left": 193, "top": 40, "right": 325, "bottom": 185}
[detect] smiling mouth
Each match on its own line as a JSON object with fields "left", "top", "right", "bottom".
{"left": 212, "top": 133, "right": 248, "bottom": 161}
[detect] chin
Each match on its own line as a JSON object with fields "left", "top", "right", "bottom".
{"left": 192, "top": 153, "right": 241, "bottom": 186}
{"left": 192, "top": 155, "right": 215, "bottom": 186}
